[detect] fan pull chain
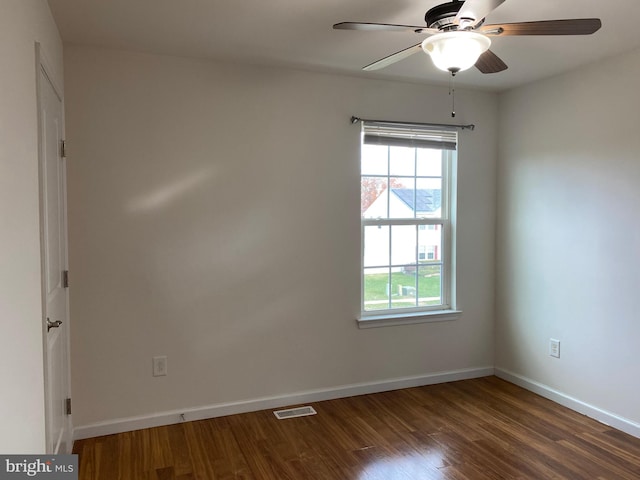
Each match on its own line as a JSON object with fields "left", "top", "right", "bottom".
{"left": 449, "top": 71, "right": 456, "bottom": 118}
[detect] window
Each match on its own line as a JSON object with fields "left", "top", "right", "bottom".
{"left": 360, "top": 121, "right": 457, "bottom": 323}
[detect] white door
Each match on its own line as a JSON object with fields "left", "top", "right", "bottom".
{"left": 38, "top": 51, "right": 71, "bottom": 454}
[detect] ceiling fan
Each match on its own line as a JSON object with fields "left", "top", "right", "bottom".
{"left": 333, "top": 0, "right": 602, "bottom": 75}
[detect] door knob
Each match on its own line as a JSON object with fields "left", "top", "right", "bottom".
{"left": 47, "top": 318, "right": 63, "bottom": 332}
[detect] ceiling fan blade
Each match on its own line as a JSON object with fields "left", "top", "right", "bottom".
{"left": 363, "top": 44, "right": 423, "bottom": 71}
{"left": 333, "top": 22, "right": 438, "bottom": 34}
{"left": 475, "top": 49, "right": 508, "bottom": 74}
{"left": 480, "top": 18, "right": 602, "bottom": 36}
{"left": 455, "top": 0, "right": 506, "bottom": 28}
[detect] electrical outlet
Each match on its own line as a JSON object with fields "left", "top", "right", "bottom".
{"left": 549, "top": 339, "right": 560, "bottom": 358}
{"left": 153, "top": 356, "right": 167, "bottom": 376}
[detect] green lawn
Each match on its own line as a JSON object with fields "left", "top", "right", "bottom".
{"left": 364, "top": 267, "right": 442, "bottom": 310}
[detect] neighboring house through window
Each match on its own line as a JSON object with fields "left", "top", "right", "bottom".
{"left": 360, "top": 120, "right": 458, "bottom": 322}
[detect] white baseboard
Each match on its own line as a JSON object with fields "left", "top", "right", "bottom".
{"left": 73, "top": 366, "right": 494, "bottom": 440}
{"left": 495, "top": 368, "right": 640, "bottom": 439}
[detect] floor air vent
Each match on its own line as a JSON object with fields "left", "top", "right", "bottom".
{"left": 273, "top": 406, "right": 317, "bottom": 420}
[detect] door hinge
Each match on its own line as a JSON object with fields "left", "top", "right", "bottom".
{"left": 66, "top": 398, "right": 72, "bottom": 416}
{"left": 63, "top": 270, "right": 69, "bottom": 288}
{"left": 60, "top": 140, "right": 67, "bottom": 158}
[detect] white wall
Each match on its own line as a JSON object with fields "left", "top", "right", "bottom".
{"left": 496, "top": 47, "right": 640, "bottom": 428}
{"left": 64, "top": 46, "right": 497, "bottom": 429}
{"left": 0, "top": 0, "right": 63, "bottom": 453}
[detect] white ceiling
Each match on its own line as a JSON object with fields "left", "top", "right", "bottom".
{"left": 48, "top": 0, "right": 640, "bottom": 92}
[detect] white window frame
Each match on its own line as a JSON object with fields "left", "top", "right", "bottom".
{"left": 358, "top": 121, "right": 461, "bottom": 328}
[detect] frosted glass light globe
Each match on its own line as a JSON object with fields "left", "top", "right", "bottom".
{"left": 422, "top": 31, "right": 491, "bottom": 73}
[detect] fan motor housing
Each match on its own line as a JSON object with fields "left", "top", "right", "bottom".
{"left": 425, "top": 0, "right": 465, "bottom": 30}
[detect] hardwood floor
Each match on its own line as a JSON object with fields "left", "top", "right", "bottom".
{"left": 72, "top": 376, "right": 640, "bottom": 479}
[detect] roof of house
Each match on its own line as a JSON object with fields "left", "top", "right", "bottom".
{"left": 391, "top": 189, "right": 441, "bottom": 213}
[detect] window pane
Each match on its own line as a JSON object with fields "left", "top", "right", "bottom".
{"left": 415, "top": 178, "right": 442, "bottom": 219}
{"left": 418, "top": 227, "right": 442, "bottom": 265}
{"left": 388, "top": 177, "right": 415, "bottom": 218}
{"left": 361, "top": 145, "right": 388, "bottom": 176}
{"left": 364, "top": 225, "right": 389, "bottom": 267}
{"left": 361, "top": 177, "right": 388, "bottom": 218}
{"left": 363, "top": 267, "right": 391, "bottom": 311}
{"left": 389, "top": 146, "right": 415, "bottom": 176}
{"left": 391, "top": 267, "right": 418, "bottom": 309}
{"left": 417, "top": 148, "right": 442, "bottom": 177}
{"left": 418, "top": 264, "right": 442, "bottom": 306}
{"left": 391, "top": 225, "right": 416, "bottom": 266}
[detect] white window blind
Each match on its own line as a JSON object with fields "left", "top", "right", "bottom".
{"left": 363, "top": 121, "right": 457, "bottom": 151}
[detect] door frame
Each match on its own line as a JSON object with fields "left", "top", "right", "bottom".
{"left": 36, "top": 42, "right": 72, "bottom": 454}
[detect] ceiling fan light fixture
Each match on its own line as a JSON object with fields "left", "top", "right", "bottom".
{"left": 421, "top": 31, "right": 491, "bottom": 73}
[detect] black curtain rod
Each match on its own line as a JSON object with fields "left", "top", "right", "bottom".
{"left": 350, "top": 116, "right": 475, "bottom": 131}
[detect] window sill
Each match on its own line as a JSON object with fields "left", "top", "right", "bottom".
{"left": 357, "top": 309, "right": 462, "bottom": 329}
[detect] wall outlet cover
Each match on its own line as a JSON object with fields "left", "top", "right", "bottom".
{"left": 153, "top": 355, "right": 168, "bottom": 376}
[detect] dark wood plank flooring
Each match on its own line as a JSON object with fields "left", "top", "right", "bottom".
{"left": 72, "top": 376, "right": 640, "bottom": 479}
